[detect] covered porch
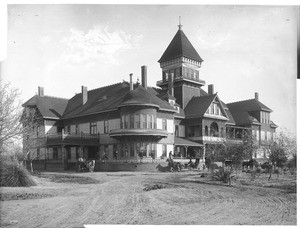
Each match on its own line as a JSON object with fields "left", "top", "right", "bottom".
{"left": 173, "top": 137, "right": 204, "bottom": 159}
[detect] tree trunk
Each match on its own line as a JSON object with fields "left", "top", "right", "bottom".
{"left": 30, "top": 160, "right": 34, "bottom": 173}
{"left": 268, "top": 168, "right": 272, "bottom": 181}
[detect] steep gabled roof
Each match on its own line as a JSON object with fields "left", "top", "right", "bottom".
{"left": 158, "top": 29, "right": 203, "bottom": 63}
{"left": 226, "top": 107, "right": 261, "bottom": 126}
{"left": 226, "top": 98, "right": 272, "bottom": 126}
{"left": 63, "top": 82, "right": 130, "bottom": 118}
{"left": 23, "top": 95, "right": 68, "bottom": 119}
{"left": 184, "top": 94, "right": 216, "bottom": 118}
{"left": 227, "top": 99, "right": 272, "bottom": 112}
{"left": 63, "top": 83, "right": 176, "bottom": 119}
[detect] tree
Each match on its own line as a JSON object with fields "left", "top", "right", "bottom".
{"left": 21, "top": 107, "right": 43, "bottom": 172}
{"left": 0, "top": 80, "right": 41, "bottom": 172}
{"left": 0, "top": 80, "right": 23, "bottom": 153}
{"left": 221, "top": 130, "right": 257, "bottom": 177}
{"left": 267, "top": 130, "right": 296, "bottom": 179}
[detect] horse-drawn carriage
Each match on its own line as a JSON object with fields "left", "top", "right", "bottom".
{"left": 156, "top": 158, "right": 200, "bottom": 172}
{"left": 77, "top": 158, "right": 95, "bottom": 172}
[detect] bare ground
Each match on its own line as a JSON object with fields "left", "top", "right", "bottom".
{"left": 0, "top": 171, "right": 296, "bottom": 227}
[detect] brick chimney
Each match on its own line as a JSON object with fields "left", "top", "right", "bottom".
{"left": 38, "top": 86, "right": 44, "bottom": 97}
{"left": 168, "top": 73, "right": 174, "bottom": 96}
{"left": 208, "top": 84, "right": 214, "bottom": 95}
{"left": 82, "top": 86, "right": 88, "bottom": 105}
{"left": 141, "top": 65, "right": 147, "bottom": 89}
{"left": 129, "top": 73, "right": 133, "bottom": 91}
{"left": 255, "top": 92, "right": 259, "bottom": 101}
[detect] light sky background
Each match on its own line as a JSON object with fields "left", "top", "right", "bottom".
{"left": 1, "top": 4, "right": 297, "bottom": 134}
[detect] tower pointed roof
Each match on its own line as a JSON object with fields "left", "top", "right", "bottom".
{"left": 158, "top": 29, "right": 203, "bottom": 63}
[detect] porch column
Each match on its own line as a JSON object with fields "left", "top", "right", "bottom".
{"left": 61, "top": 145, "right": 67, "bottom": 171}
{"left": 203, "top": 145, "right": 206, "bottom": 171}
{"left": 44, "top": 147, "right": 48, "bottom": 170}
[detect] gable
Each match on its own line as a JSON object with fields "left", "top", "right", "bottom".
{"left": 204, "top": 96, "right": 228, "bottom": 119}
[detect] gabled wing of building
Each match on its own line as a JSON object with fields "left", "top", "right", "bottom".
{"left": 63, "top": 82, "right": 129, "bottom": 118}
{"left": 62, "top": 82, "right": 176, "bottom": 119}
{"left": 227, "top": 98, "right": 272, "bottom": 125}
{"left": 22, "top": 95, "right": 68, "bottom": 119}
{"left": 184, "top": 94, "right": 216, "bottom": 118}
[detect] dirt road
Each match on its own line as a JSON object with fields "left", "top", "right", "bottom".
{"left": 0, "top": 171, "right": 296, "bottom": 227}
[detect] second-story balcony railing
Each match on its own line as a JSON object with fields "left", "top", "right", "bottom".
{"left": 156, "top": 75, "right": 206, "bottom": 87}
{"left": 35, "top": 132, "right": 100, "bottom": 146}
{"left": 109, "top": 128, "right": 168, "bottom": 139}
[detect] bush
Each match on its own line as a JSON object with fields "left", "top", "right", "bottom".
{"left": 0, "top": 159, "right": 36, "bottom": 187}
{"left": 211, "top": 167, "right": 232, "bottom": 183}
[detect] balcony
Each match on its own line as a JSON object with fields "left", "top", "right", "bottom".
{"left": 109, "top": 128, "right": 168, "bottom": 139}
{"left": 187, "top": 136, "right": 225, "bottom": 143}
{"left": 156, "top": 76, "right": 205, "bottom": 87}
{"left": 42, "top": 132, "right": 99, "bottom": 146}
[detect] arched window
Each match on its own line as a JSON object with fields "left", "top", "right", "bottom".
{"left": 205, "top": 126, "right": 208, "bottom": 136}
{"left": 210, "top": 122, "right": 219, "bottom": 137}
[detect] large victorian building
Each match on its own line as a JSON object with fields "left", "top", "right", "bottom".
{"left": 22, "top": 24, "right": 277, "bottom": 171}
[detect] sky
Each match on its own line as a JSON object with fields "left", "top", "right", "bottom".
{"left": 1, "top": 4, "right": 297, "bottom": 134}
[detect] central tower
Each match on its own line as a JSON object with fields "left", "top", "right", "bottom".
{"left": 156, "top": 22, "right": 205, "bottom": 109}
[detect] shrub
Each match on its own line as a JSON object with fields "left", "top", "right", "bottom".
{"left": 0, "top": 158, "right": 36, "bottom": 187}
{"left": 211, "top": 167, "right": 232, "bottom": 183}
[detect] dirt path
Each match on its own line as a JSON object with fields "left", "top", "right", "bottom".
{"left": 0, "top": 172, "right": 296, "bottom": 227}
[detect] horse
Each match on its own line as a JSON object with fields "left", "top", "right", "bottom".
{"left": 87, "top": 160, "right": 95, "bottom": 172}
{"left": 166, "top": 158, "right": 183, "bottom": 172}
{"left": 77, "top": 158, "right": 95, "bottom": 172}
{"left": 185, "top": 159, "right": 199, "bottom": 170}
{"left": 156, "top": 164, "right": 171, "bottom": 172}
{"left": 242, "top": 158, "right": 257, "bottom": 171}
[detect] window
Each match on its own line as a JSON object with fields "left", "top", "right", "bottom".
{"left": 162, "top": 144, "right": 167, "bottom": 157}
{"left": 130, "top": 115, "right": 134, "bottom": 129}
{"left": 175, "top": 68, "right": 180, "bottom": 78}
{"left": 76, "top": 147, "right": 79, "bottom": 159}
{"left": 141, "top": 143, "right": 147, "bottom": 157}
{"left": 147, "top": 114, "right": 151, "bottom": 129}
{"left": 135, "top": 114, "right": 140, "bottom": 128}
{"left": 209, "top": 104, "right": 213, "bottom": 114}
{"left": 125, "top": 115, "right": 129, "bottom": 129}
{"left": 205, "top": 126, "right": 208, "bottom": 136}
{"left": 67, "top": 147, "right": 71, "bottom": 159}
{"left": 113, "top": 145, "right": 118, "bottom": 158}
{"left": 104, "top": 145, "right": 108, "bottom": 157}
{"left": 53, "top": 147, "right": 58, "bottom": 159}
{"left": 265, "top": 131, "right": 267, "bottom": 140}
{"left": 175, "top": 125, "right": 179, "bottom": 136}
{"left": 261, "top": 131, "right": 265, "bottom": 141}
{"left": 104, "top": 120, "right": 108, "bottom": 134}
{"left": 66, "top": 125, "right": 71, "bottom": 133}
{"left": 121, "top": 115, "right": 125, "bottom": 129}
{"left": 90, "top": 122, "right": 97, "bottom": 135}
{"left": 162, "top": 119, "right": 167, "bottom": 130}
{"left": 75, "top": 125, "right": 79, "bottom": 134}
{"left": 142, "top": 114, "right": 147, "bottom": 129}
{"left": 151, "top": 144, "right": 156, "bottom": 158}
{"left": 210, "top": 122, "right": 219, "bottom": 137}
{"left": 152, "top": 115, "right": 156, "bottom": 129}
{"left": 216, "top": 104, "right": 220, "bottom": 115}
{"left": 130, "top": 142, "right": 134, "bottom": 157}
{"left": 36, "top": 148, "right": 40, "bottom": 160}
